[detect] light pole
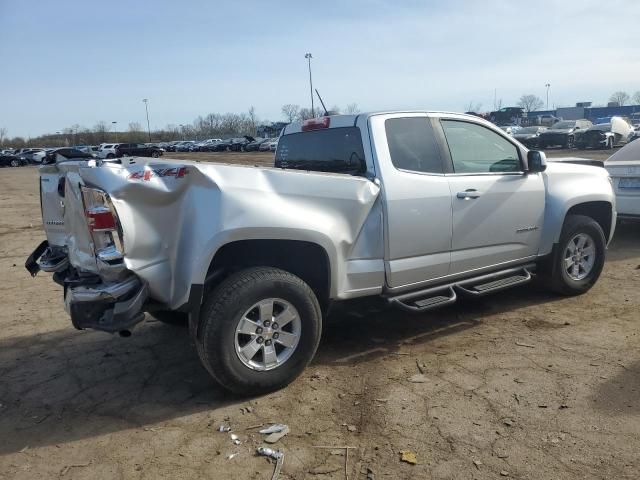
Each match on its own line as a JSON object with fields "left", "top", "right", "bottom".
{"left": 179, "top": 124, "right": 185, "bottom": 141}
{"left": 545, "top": 83, "right": 551, "bottom": 110}
{"left": 112, "top": 121, "right": 118, "bottom": 142}
{"left": 305, "top": 53, "right": 314, "bottom": 117}
{"left": 142, "top": 99, "right": 151, "bottom": 142}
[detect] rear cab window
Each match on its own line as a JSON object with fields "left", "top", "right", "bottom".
{"left": 275, "top": 127, "right": 366, "bottom": 175}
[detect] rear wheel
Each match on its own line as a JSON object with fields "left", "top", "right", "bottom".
{"left": 566, "top": 136, "right": 575, "bottom": 149}
{"left": 539, "top": 214, "right": 606, "bottom": 296}
{"left": 10, "top": 159, "right": 20, "bottom": 167}
{"left": 151, "top": 151, "right": 160, "bottom": 158}
{"left": 195, "top": 267, "right": 322, "bottom": 395}
{"left": 106, "top": 153, "right": 115, "bottom": 159}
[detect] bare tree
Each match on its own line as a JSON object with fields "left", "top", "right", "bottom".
{"left": 281, "top": 104, "right": 300, "bottom": 123}
{"left": 609, "top": 91, "right": 630, "bottom": 106}
{"left": 465, "top": 101, "right": 483, "bottom": 113}
{"left": 632, "top": 91, "right": 640, "bottom": 105}
{"left": 247, "top": 106, "right": 258, "bottom": 135}
{"left": 345, "top": 103, "right": 360, "bottom": 114}
{"left": 518, "top": 94, "right": 544, "bottom": 112}
{"left": 0, "top": 127, "right": 7, "bottom": 146}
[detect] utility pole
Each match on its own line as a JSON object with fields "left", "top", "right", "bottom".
{"left": 112, "top": 121, "right": 118, "bottom": 142}
{"left": 545, "top": 83, "right": 551, "bottom": 110}
{"left": 142, "top": 99, "right": 151, "bottom": 142}
{"left": 305, "top": 53, "right": 314, "bottom": 117}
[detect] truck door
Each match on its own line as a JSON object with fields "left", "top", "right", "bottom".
{"left": 368, "top": 113, "right": 453, "bottom": 289}
{"left": 438, "top": 118, "right": 545, "bottom": 275}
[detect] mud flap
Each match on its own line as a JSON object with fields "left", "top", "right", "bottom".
{"left": 25, "top": 240, "right": 49, "bottom": 277}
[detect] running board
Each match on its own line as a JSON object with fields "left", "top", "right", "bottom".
{"left": 387, "top": 264, "right": 535, "bottom": 313}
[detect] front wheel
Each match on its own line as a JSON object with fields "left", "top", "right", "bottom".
{"left": 151, "top": 151, "right": 160, "bottom": 158}
{"left": 540, "top": 214, "right": 606, "bottom": 296}
{"left": 566, "top": 136, "right": 575, "bottom": 149}
{"left": 195, "top": 267, "right": 322, "bottom": 395}
{"left": 10, "top": 159, "right": 20, "bottom": 167}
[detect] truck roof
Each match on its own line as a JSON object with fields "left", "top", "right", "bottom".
{"left": 281, "top": 111, "right": 487, "bottom": 135}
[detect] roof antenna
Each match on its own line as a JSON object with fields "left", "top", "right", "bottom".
{"left": 315, "top": 89, "right": 329, "bottom": 116}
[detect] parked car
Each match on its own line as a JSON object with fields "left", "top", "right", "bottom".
{"left": 42, "top": 147, "right": 94, "bottom": 164}
{"left": 175, "top": 141, "right": 197, "bottom": 152}
{"left": 229, "top": 136, "right": 254, "bottom": 152}
{"left": 195, "top": 139, "right": 223, "bottom": 151}
{"left": 513, "top": 126, "right": 547, "bottom": 149}
{"left": 604, "top": 140, "right": 640, "bottom": 220}
{"left": 18, "top": 148, "right": 46, "bottom": 164}
{"left": 537, "top": 119, "right": 592, "bottom": 149}
{"left": 209, "top": 139, "right": 234, "bottom": 152}
{"left": 27, "top": 111, "right": 615, "bottom": 395}
{"left": 259, "top": 138, "right": 277, "bottom": 151}
{"left": 575, "top": 117, "right": 634, "bottom": 150}
{"left": 0, "top": 153, "right": 28, "bottom": 167}
{"left": 115, "top": 143, "right": 163, "bottom": 158}
{"left": 268, "top": 138, "right": 279, "bottom": 151}
{"left": 244, "top": 138, "right": 268, "bottom": 152}
{"left": 98, "top": 144, "right": 120, "bottom": 159}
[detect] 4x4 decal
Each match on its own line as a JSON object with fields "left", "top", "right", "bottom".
{"left": 128, "top": 166, "right": 188, "bottom": 181}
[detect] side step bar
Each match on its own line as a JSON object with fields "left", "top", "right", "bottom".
{"left": 387, "top": 264, "right": 535, "bottom": 313}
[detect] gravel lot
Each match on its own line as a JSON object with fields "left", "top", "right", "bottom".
{"left": 0, "top": 150, "right": 638, "bottom": 479}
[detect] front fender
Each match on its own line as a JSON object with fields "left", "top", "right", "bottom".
{"left": 539, "top": 162, "right": 615, "bottom": 255}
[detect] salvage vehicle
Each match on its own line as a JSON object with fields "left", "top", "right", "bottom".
{"left": 0, "top": 153, "right": 29, "bottom": 167}
{"left": 513, "top": 126, "right": 547, "bottom": 148}
{"left": 604, "top": 139, "right": 640, "bottom": 220}
{"left": 537, "top": 119, "right": 592, "bottom": 149}
{"left": 114, "top": 143, "right": 163, "bottom": 158}
{"left": 575, "top": 117, "right": 634, "bottom": 150}
{"left": 25, "top": 112, "right": 616, "bottom": 394}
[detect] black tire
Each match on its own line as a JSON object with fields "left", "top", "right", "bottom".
{"left": 540, "top": 214, "right": 606, "bottom": 296}
{"left": 196, "top": 267, "right": 322, "bottom": 395}
{"left": 10, "top": 159, "right": 20, "bottom": 167}
{"left": 152, "top": 310, "right": 188, "bottom": 326}
{"left": 106, "top": 153, "right": 115, "bottom": 159}
{"left": 151, "top": 151, "right": 160, "bottom": 158}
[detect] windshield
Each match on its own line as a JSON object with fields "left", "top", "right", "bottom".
{"left": 551, "top": 121, "right": 575, "bottom": 129}
{"left": 275, "top": 127, "right": 365, "bottom": 175}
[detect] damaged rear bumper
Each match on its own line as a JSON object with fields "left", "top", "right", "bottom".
{"left": 65, "top": 276, "right": 148, "bottom": 333}
{"left": 26, "top": 241, "right": 148, "bottom": 334}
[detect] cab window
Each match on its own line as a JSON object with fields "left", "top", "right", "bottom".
{"left": 440, "top": 120, "right": 521, "bottom": 174}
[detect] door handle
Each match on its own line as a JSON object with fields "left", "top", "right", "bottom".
{"left": 456, "top": 189, "right": 480, "bottom": 200}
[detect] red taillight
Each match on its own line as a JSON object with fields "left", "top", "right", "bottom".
{"left": 87, "top": 208, "right": 116, "bottom": 231}
{"left": 302, "top": 117, "right": 331, "bottom": 131}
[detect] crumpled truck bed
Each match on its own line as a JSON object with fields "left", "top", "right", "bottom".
{"left": 62, "top": 158, "right": 384, "bottom": 309}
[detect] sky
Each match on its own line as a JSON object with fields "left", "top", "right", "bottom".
{"left": 1, "top": 0, "right": 639, "bottom": 138}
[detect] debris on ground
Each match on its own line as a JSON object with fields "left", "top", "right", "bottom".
{"left": 515, "top": 341, "right": 536, "bottom": 348}
{"left": 416, "top": 360, "right": 426, "bottom": 374}
{"left": 503, "top": 418, "right": 515, "bottom": 427}
{"left": 226, "top": 453, "right": 239, "bottom": 460}
{"left": 408, "top": 374, "right": 428, "bottom": 383}
{"left": 59, "top": 462, "right": 90, "bottom": 476}
{"left": 230, "top": 433, "right": 241, "bottom": 445}
{"left": 218, "top": 425, "right": 231, "bottom": 432}
{"left": 346, "top": 424, "right": 357, "bottom": 432}
{"left": 260, "top": 424, "right": 290, "bottom": 443}
{"left": 500, "top": 470, "right": 509, "bottom": 476}
{"left": 473, "top": 459, "right": 482, "bottom": 469}
{"left": 399, "top": 450, "right": 417, "bottom": 465}
{"left": 257, "top": 447, "right": 284, "bottom": 480}
{"left": 365, "top": 467, "right": 375, "bottom": 479}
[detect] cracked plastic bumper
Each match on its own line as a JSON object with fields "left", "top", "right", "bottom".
{"left": 65, "top": 277, "right": 148, "bottom": 333}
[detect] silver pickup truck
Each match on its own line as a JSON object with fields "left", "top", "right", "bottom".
{"left": 26, "top": 112, "right": 616, "bottom": 394}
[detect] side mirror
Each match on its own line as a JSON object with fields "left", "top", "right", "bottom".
{"left": 527, "top": 150, "right": 547, "bottom": 173}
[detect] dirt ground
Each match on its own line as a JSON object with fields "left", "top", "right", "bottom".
{"left": 0, "top": 150, "right": 638, "bottom": 480}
